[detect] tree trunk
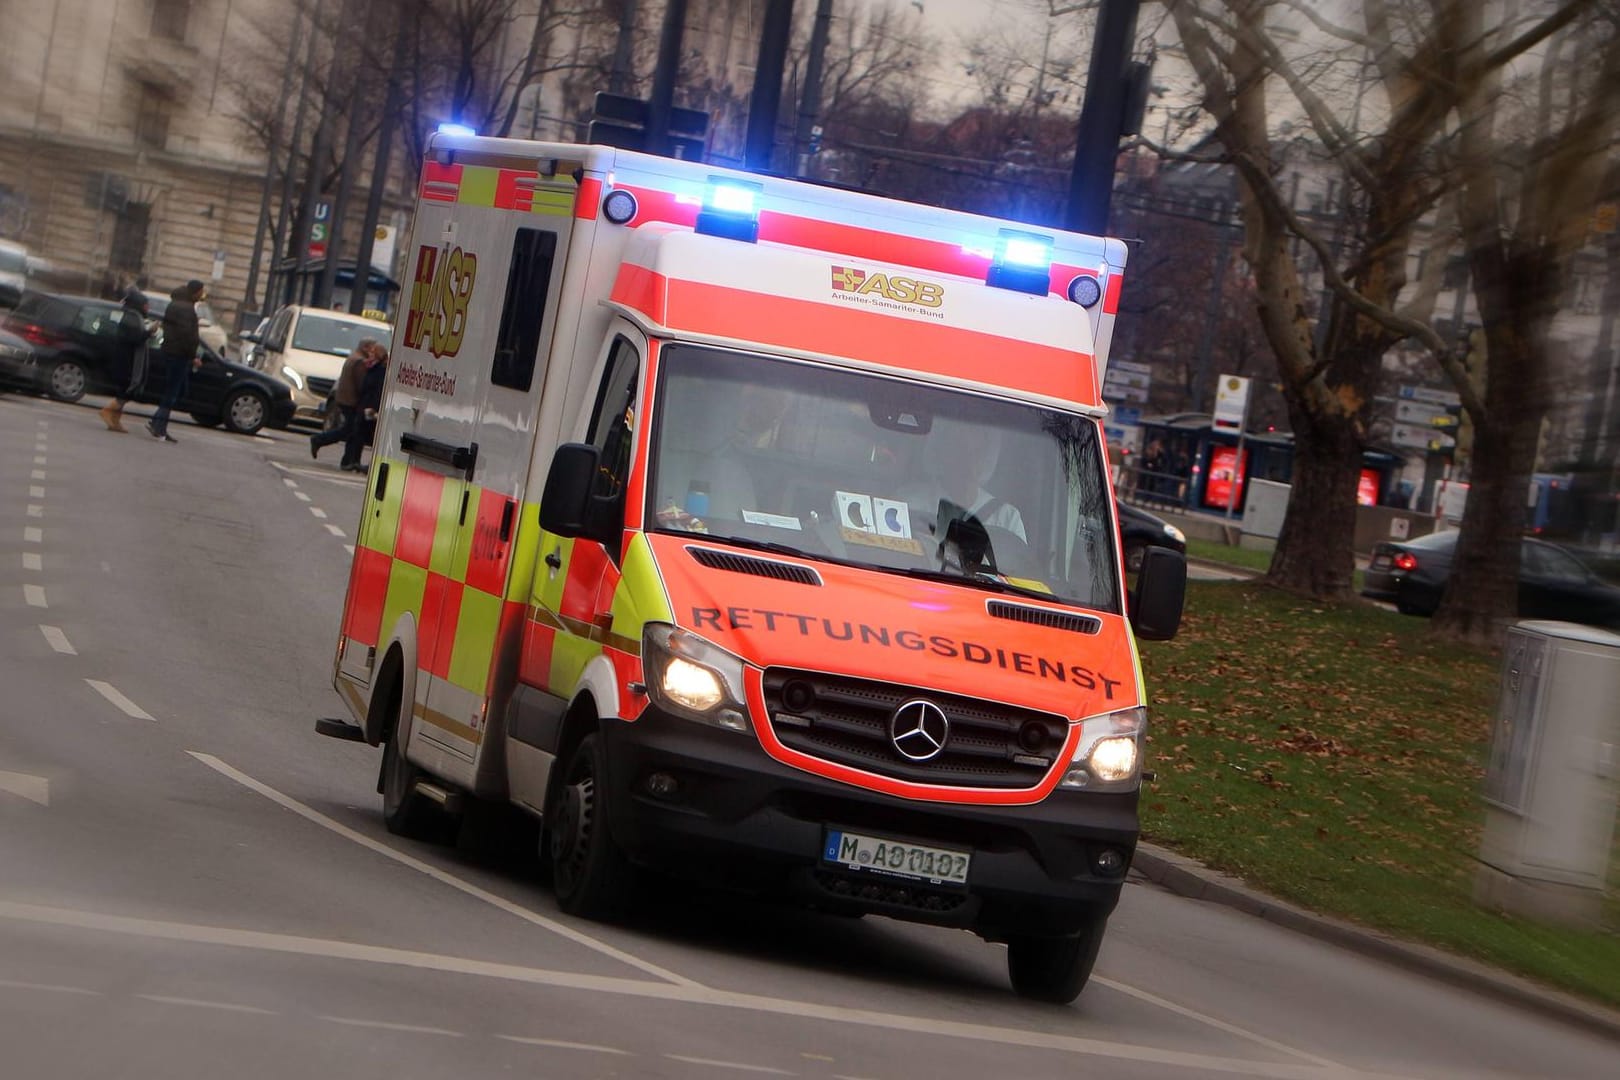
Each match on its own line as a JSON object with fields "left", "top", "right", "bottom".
{"left": 1266, "top": 397, "right": 1364, "bottom": 598}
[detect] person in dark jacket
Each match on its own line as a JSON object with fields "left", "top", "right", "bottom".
{"left": 98, "top": 287, "right": 154, "bottom": 432}
{"left": 309, "top": 337, "right": 377, "bottom": 462}
{"left": 147, "top": 280, "right": 206, "bottom": 442}
{"left": 342, "top": 343, "right": 388, "bottom": 472}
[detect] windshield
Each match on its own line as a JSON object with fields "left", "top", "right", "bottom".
{"left": 292, "top": 314, "right": 386, "bottom": 357}
{"left": 648, "top": 345, "right": 1121, "bottom": 613}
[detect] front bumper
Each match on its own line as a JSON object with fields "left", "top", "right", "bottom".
{"left": 599, "top": 708, "right": 1137, "bottom": 938}
{"left": 268, "top": 394, "right": 297, "bottom": 430}
{"left": 0, "top": 351, "right": 41, "bottom": 390}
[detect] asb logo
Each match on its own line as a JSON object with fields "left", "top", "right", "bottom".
{"left": 830, "top": 265, "right": 944, "bottom": 307}
{"left": 404, "top": 244, "right": 477, "bottom": 358}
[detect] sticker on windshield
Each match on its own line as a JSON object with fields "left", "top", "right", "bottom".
{"left": 872, "top": 498, "right": 912, "bottom": 539}
{"left": 835, "top": 491, "right": 876, "bottom": 533}
{"left": 742, "top": 510, "right": 802, "bottom": 531}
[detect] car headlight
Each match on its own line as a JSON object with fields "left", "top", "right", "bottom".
{"left": 643, "top": 623, "right": 750, "bottom": 733}
{"left": 1060, "top": 706, "right": 1147, "bottom": 790}
{"left": 281, "top": 365, "right": 305, "bottom": 391}
{"left": 1164, "top": 524, "right": 1186, "bottom": 544}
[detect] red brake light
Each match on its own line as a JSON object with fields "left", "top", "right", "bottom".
{"left": 1393, "top": 552, "right": 1418, "bottom": 572}
{"left": 10, "top": 322, "right": 59, "bottom": 347}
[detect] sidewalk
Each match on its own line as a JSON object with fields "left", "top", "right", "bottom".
{"left": 1130, "top": 842, "right": 1620, "bottom": 1043}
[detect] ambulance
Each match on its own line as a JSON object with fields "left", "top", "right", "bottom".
{"left": 319, "top": 131, "right": 1188, "bottom": 1003}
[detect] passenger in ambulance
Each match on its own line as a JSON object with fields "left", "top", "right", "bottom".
{"left": 916, "top": 415, "right": 1027, "bottom": 543}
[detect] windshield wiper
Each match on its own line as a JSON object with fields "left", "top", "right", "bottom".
{"left": 681, "top": 532, "right": 866, "bottom": 571}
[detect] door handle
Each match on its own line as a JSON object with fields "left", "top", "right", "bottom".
{"left": 544, "top": 550, "right": 562, "bottom": 569}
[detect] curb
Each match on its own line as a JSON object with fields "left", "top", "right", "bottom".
{"left": 1130, "top": 842, "right": 1620, "bottom": 1043}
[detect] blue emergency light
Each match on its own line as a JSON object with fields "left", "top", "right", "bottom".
{"left": 437, "top": 122, "right": 478, "bottom": 137}
{"left": 695, "top": 178, "right": 762, "bottom": 243}
{"left": 986, "top": 230, "right": 1054, "bottom": 295}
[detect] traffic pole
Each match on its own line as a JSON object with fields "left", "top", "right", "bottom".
{"left": 1063, "top": 0, "right": 1140, "bottom": 235}
{"left": 645, "top": 0, "right": 689, "bottom": 157}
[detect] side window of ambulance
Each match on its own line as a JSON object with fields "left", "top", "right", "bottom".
{"left": 491, "top": 227, "right": 559, "bottom": 391}
{"left": 585, "top": 338, "right": 640, "bottom": 501}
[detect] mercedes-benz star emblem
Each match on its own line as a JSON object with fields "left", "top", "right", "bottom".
{"left": 890, "top": 699, "right": 950, "bottom": 762}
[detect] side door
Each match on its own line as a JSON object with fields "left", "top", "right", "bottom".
{"left": 531, "top": 333, "right": 643, "bottom": 704}
{"left": 261, "top": 308, "right": 292, "bottom": 378}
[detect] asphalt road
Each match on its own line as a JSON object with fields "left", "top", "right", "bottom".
{"left": 2, "top": 390, "right": 1616, "bottom": 1080}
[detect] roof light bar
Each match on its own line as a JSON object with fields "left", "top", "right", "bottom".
{"left": 437, "top": 122, "right": 478, "bottom": 137}
{"left": 695, "top": 178, "right": 762, "bottom": 243}
{"left": 986, "top": 230, "right": 1054, "bottom": 295}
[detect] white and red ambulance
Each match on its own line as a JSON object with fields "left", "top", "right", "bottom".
{"left": 320, "top": 131, "right": 1187, "bottom": 1002}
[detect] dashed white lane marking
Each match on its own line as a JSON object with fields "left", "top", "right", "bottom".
{"left": 31, "top": 469, "right": 45, "bottom": 481}
{"left": 85, "top": 680, "right": 156, "bottom": 721}
{"left": 23, "top": 552, "right": 41, "bottom": 572}
{"left": 33, "top": 455, "right": 46, "bottom": 465}
{"left": 39, "top": 625, "right": 76, "bottom": 655}
{"left": 24, "top": 526, "right": 42, "bottom": 543}
{"left": 1089, "top": 975, "right": 1341, "bottom": 1068}
{"left": 283, "top": 477, "right": 298, "bottom": 488}
{"left": 496, "top": 1035, "right": 629, "bottom": 1055}
{"left": 0, "top": 898, "right": 1344, "bottom": 1078}
{"left": 26, "top": 504, "right": 42, "bottom": 518}
{"left": 309, "top": 507, "right": 328, "bottom": 519}
{"left": 0, "top": 978, "right": 96, "bottom": 996}
{"left": 320, "top": 1016, "right": 462, "bottom": 1037}
{"left": 294, "top": 491, "right": 311, "bottom": 502}
{"left": 666, "top": 1056, "right": 793, "bottom": 1075}
{"left": 33, "top": 442, "right": 47, "bottom": 452}
{"left": 344, "top": 544, "right": 355, "bottom": 556}
{"left": 0, "top": 770, "right": 50, "bottom": 806}
{"left": 137, "top": 994, "right": 275, "bottom": 1015}
{"left": 186, "top": 753, "right": 702, "bottom": 988}
{"left": 29, "top": 485, "right": 44, "bottom": 498}
{"left": 23, "top": 584, "right": 47, "bottom": 608}
{"left": 325, "top": 524, "right": 344, "bottom": 537}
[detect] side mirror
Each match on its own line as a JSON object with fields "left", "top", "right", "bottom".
{"left": 1130, "top": 546, "right": 1187, "bottom": 641}
{"left": 241, "top": 331, "right": 262, "bottom": 344}
{"left": 539, "top": 443, "right": 620, "bottom": 546}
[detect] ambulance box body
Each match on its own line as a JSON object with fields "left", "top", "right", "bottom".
{"left": 324, "top": 135, "right": 1187, "bottom": 1004}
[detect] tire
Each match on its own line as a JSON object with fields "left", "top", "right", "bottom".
{"left": 1007, "top": 919, "right": 1107, "bottom": 1004}
{"left": 380, "top": 715, "right": 435, "bottom": 839}
{"left": 548, "top": 733, "right": 636, "bottom": 920}
{"left": 221, "top": 388, "right": 269, "bottom": 435}
{"left": 47, "top": 358, "right": 87, "bottom": 402}
{"left": 190, "top": 411, "right": 223, "bottom": 428}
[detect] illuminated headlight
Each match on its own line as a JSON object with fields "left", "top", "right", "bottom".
{"left": 281, "top": 365, "right": 305, "bottom": 391}
{"left": 1164, "top": 524, "right": 1186, "bottom": 544}
{"left": 1060, "top": 706, "right": 1147, "bottom": 791}
{"left": 643, "top": 624, "right": 750, "bottom": 733}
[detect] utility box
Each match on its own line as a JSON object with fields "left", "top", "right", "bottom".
{"left": 1239, "top": 479, "right": 1289, "bottom": 551}
{"left": 1475, "top": 621, "right": 1620, "bottom": 926}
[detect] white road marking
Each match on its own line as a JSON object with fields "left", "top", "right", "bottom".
{"left": 24, "top": 526, "right": 42, "bottom": 543}
{"left": 26, "top": 504, "right": 42, "bottom": 517}
{"left": 85, "top": 680, "right": 156, "bottom": 721}
{"left": 0, "top": 770, "right": 50, "bottom": 806}
{"left": 497, "top": 1035, "right": 629, "bottom": 1055}
{"left": 39, "top": 625, "right": 76, "bottom": 655}
{"left": 344, "top": 544, "right": 355, "bottom": 556}
{"left": 31, "top": 469, "right": 46, "bottom": 480}
{"left": 283, "top": 477, "right": 298, "bottom": 488}
{"left": 186, "top": 753, "right": 702, "bottom": 987}
{"left": 0, "top": 898, "right": 1348, "bottom": 1078}
{"left": 33, "top": 455, "right": 46, "bottom": 465}
{"left": 320, "top": 1016, "right": 463, "bottom": 1037}
{"left": 310, "top": 507, "right": 328, "bottom": 518}
{"left": 23, "top": 552, "right": 41, "bottom": 572}
{"left": 667, "top": 1056, "right": 793, "bottom": 1075}
{"left": 24, "top": 584, "right": 47, "bottom": 608}
{"left": 29, "top": 485, "right": 45, "bottom": 498}
{"left": 0, "top": 978, "right": 97, "bottom": 996}
{"left": 137, "top": 994, "right": 275, "bottom": 1015}
{"left": 294, "top": 491, "right": 311, "bottom": 502}
{"left": 325, "top": 524, "right": 344, "bottom": 537}
{"left": 1091, "top": 975, "right": 1341, "bottom": 1068}
{"left": 34, "top": 442, "right": 46, "bottom": 452}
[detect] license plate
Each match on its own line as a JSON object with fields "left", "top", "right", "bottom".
{"left": 822, "top": 829, "right": 971, "bottom": 886}
{"left": 1371, "top": 555, "right": 1391, "bottom": 569}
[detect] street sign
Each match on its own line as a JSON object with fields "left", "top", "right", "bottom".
{"left": 1393, "top": 421, "right": 1453, "bottom": 450}
{"left": 1104, "top": 385, "right": 1149, "bottom": 404}
{"left": 307, "top": 198, "right": 331, "bottom": 260}
{"left": 1110, "top": 359, "right": 1153, "bottom": 376}
{"left": 1395, "top": 399, "right": 1449, "bottom": 425}
{"left": 1113, "top": 405, "right": 1143, "bottom": 426}
{"left": 1212, "top": 374, "right": 1250, "bottom": 433}
{"left": 1398, "top": 384, "right": 1461, "bottom": 407}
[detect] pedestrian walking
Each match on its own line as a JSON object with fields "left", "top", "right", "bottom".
{"left": 98, "top": 287, "right": 155, "bottom": 432}
{"left": 309, "top": 337, "right": 376, "bottom": 463}
{"left": 342, "top": 342, "right": 388, "bottom": 472}
{"left": 146, "top": 280, "right": 207, "bottom": 442}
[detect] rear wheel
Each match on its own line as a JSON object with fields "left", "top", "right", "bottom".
{"left": 548, "top": 734, "right": 636, "bottom": 920}
{"left": 1006, "top": 918, "right": 1106, "bottom": 1004}
{"left": 222, "top": 388, "right": 269, "bottom": 435}
{"left": 380, "top": 715, "right": 434, "bottom": 839}
{"left": 47, "top": 358, "right": 87, "bottom": 402}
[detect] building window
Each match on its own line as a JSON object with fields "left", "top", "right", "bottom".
{"left": 151, "top": 0, "right": 191, "bottom": 42}
{"left": 110, "top": 203, "right": 152, "bottom": 278}
{"left": 134, "top": 86, "right": 171, "bottom": 148}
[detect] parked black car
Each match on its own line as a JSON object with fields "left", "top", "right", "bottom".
{"left": 1118, "top": 501, "right": 1188, "bottom": 573}
{"left": 0, "top": 327, "right": 33, "bottom": 388}
{"left": 1362, "top": 529, "right": 1620, "bottom": 629}
{"left": 0, "top": 290, "right": 294, "bottom": 435}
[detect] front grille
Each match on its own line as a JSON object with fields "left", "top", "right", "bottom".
{"left": 763, "top": 669, "right": 1066, "bottom": 789}
{"left": 811, "top": 870, "right": 970, "bottom": 913}
{"left": 307, "top": 375, "right": 336, "bottom": 397}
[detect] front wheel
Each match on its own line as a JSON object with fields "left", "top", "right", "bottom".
{"left": 222, "top": 388, "right": 268, "bottom": 435}
{"left": 548, "top": 734, "right": 636, "bottom": 920}
{"left": 1006, "top": 919, "right": 1107, "bottom": 1004}
{"left": 47, "top": 358, "right": 87, "bottom": 402}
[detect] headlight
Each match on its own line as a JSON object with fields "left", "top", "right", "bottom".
{"left": 281, "top": 365, "right": 305, "bottom": 391}
{"left": 1060, "top": 706, "right": 1147, "bottom": 790}
{"left": 643, "top": 624, "right": 750, "bottom": 733}
{"left": 1164, "top": 524, "right": 1186, "bottom": 544}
